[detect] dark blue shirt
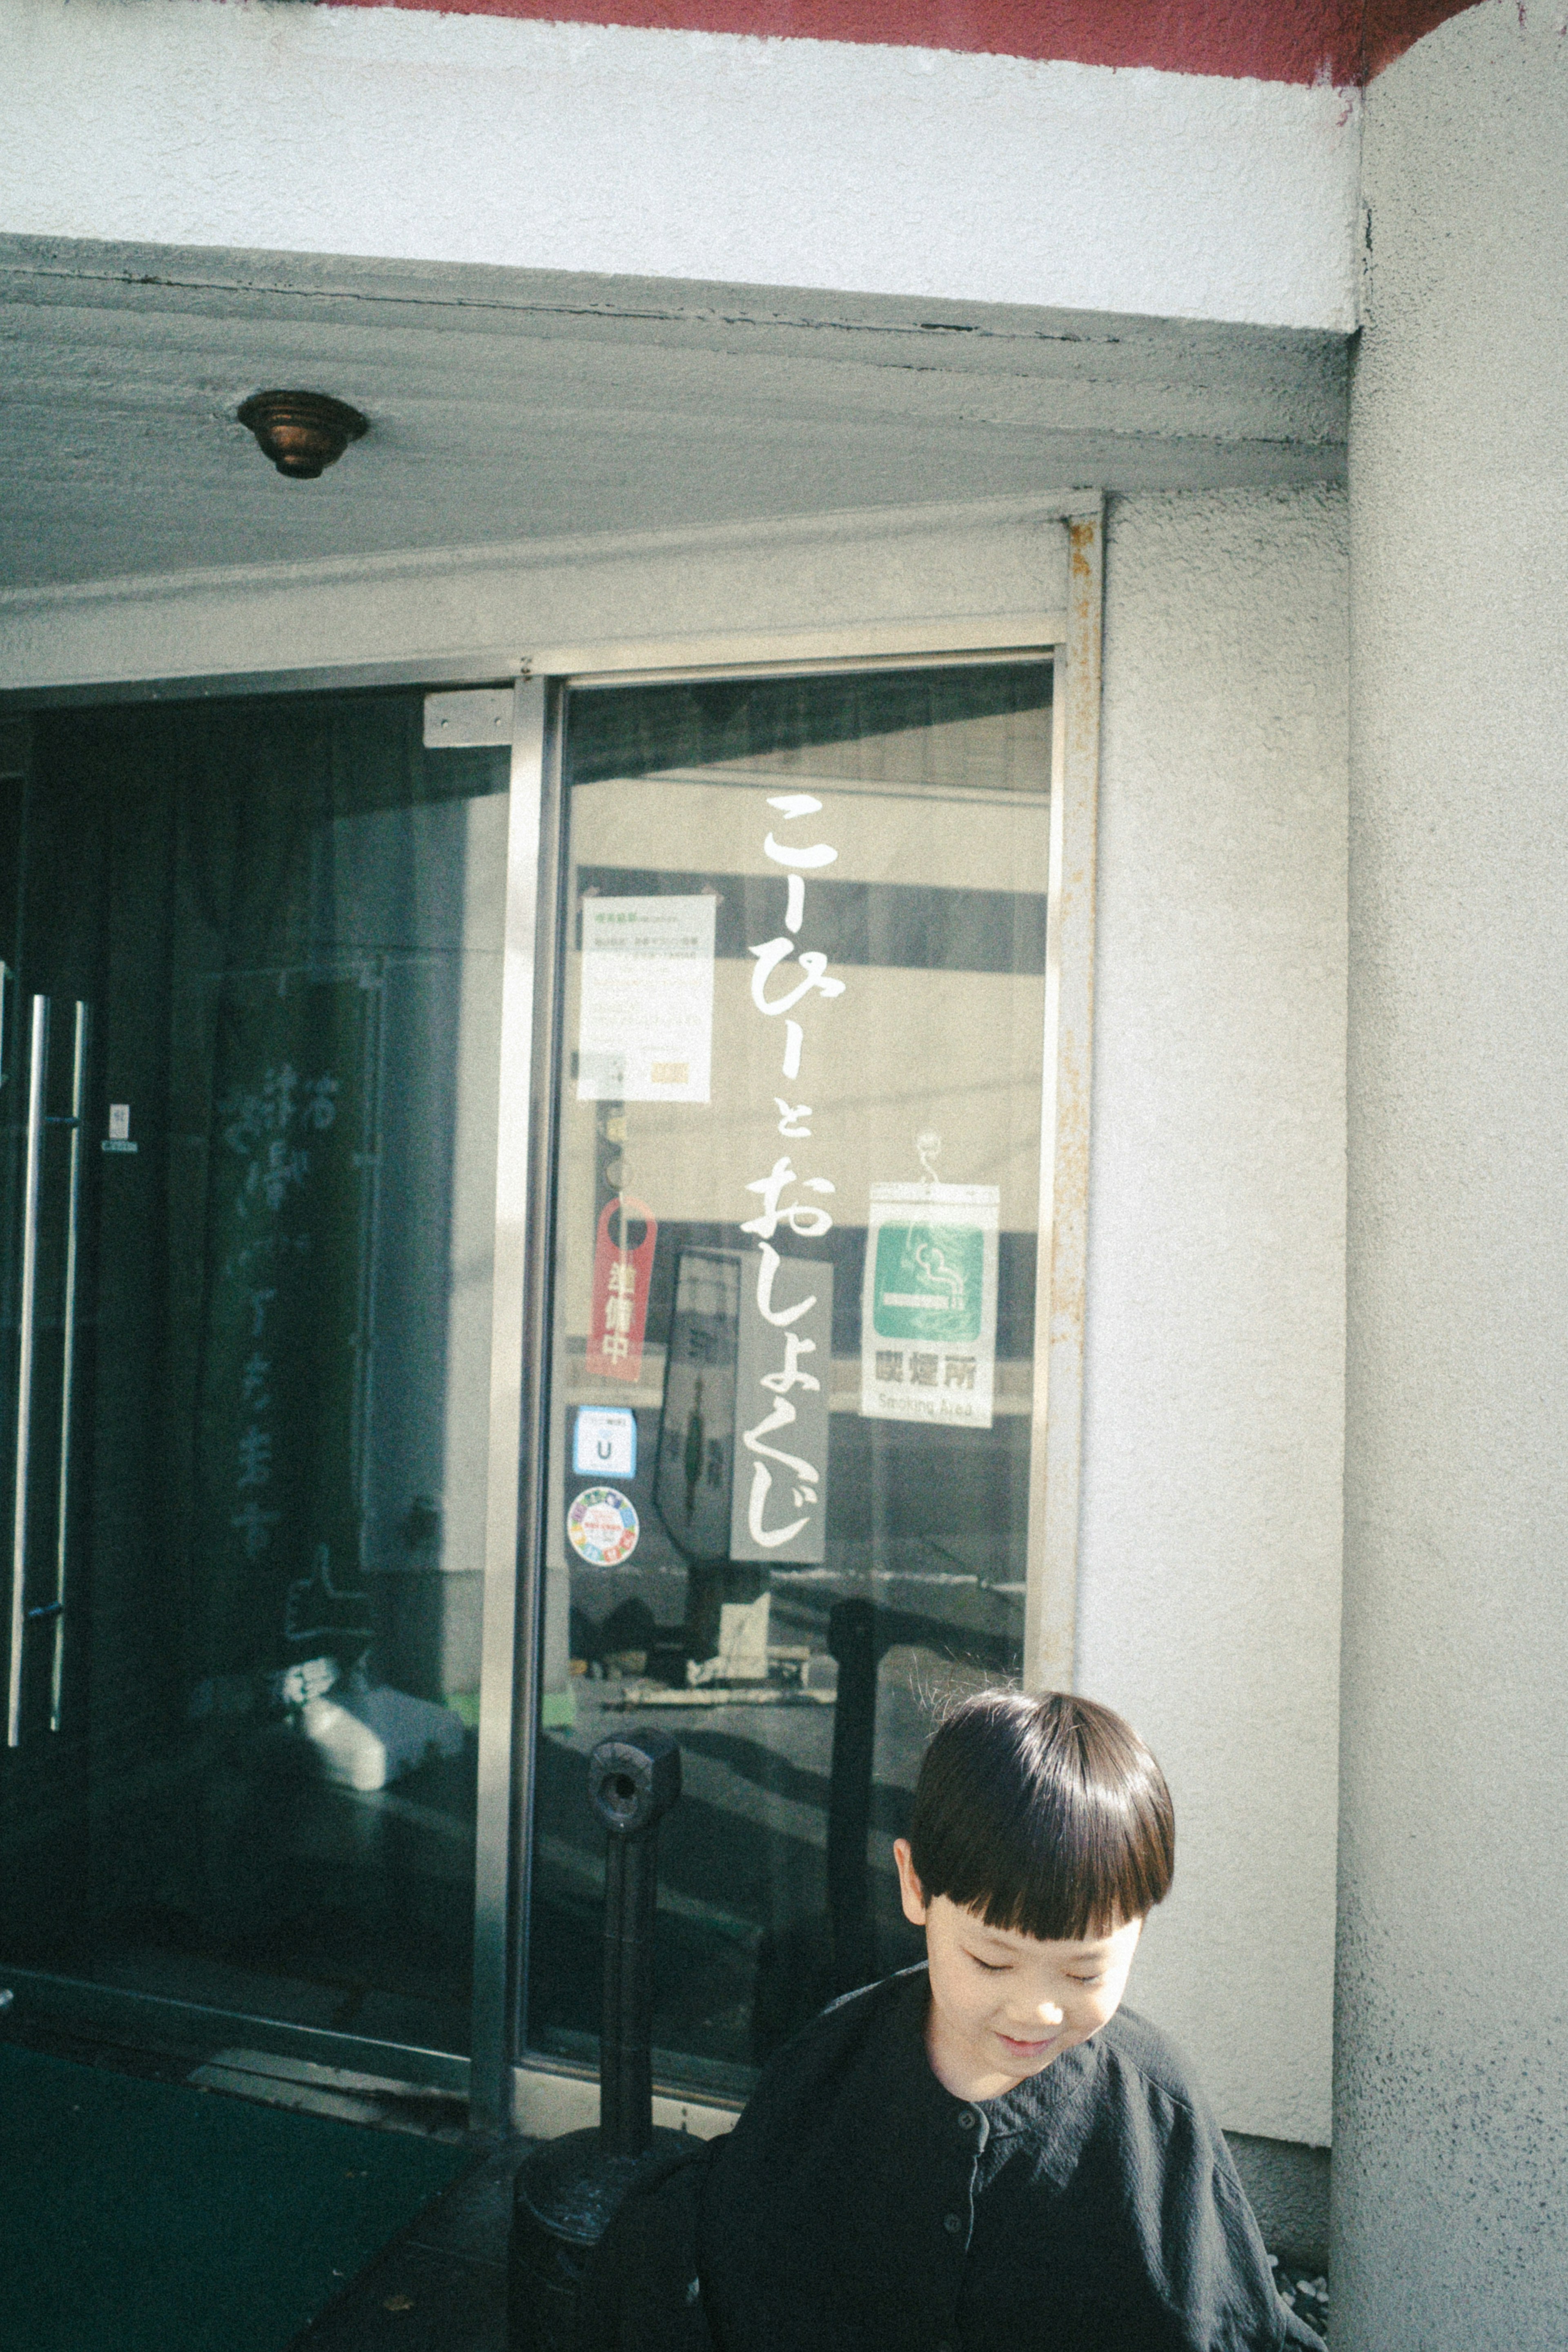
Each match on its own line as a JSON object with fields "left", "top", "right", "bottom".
{"left": 581, "top": 1966, "right": 1325, "bottom": 2352}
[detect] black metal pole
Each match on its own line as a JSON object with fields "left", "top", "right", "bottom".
{"left": 589, "top": 1730, "right": 681, "bottom": 2157}
{"left": 509, "top": 1728, "right": 684, "bottom": 2352}
{"left": 825, "top": 1599, "right": 889, "bottom": 1996}
{"left": 599, "top": 1822, "right": 657, "bottom": 2155}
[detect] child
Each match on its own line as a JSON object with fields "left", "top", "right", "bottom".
{"left": 579, "top": 1689, "right": 1325, "bottom": 2351}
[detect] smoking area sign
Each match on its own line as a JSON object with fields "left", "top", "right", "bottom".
{"left": 860, "top": 1182, "right": 999, "bottom": 1429}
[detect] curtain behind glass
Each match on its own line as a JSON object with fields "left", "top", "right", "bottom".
{"left": 23, "top": 693, "right": 504, "bottom": 1715}
{"left": 0, "top": 691, "right": 505, "bottom": 2048}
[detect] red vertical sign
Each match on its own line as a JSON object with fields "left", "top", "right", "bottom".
{"left": 587, "top": 1195, "right": 657, "bottom": 1382}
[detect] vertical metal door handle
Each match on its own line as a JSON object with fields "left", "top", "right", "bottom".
{"left": 48, "top": 1001, "right": 88, "bottom": 1732}
{"left": 7, "top": 996, "right": 48, "bottom": 1748}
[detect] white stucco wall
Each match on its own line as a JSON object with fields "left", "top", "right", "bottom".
{"left": 1079, "top": 486, "right": 1348, "bottom": 2148}
{"left": 1339, "top": 11, "right": 1568, "bottom": 2346}
{"left": 0, "top": 0, "right": 1360, "bottom": 330}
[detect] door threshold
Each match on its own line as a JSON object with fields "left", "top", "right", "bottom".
{"left": 0, "top": 1998, "right": 479, "bottom": 2142}
{"left": 189, "top": 2047, "right": 471, "bottom": 2140}
{"left": 0, "top": 1966, "right": 471, "bottom": 2102}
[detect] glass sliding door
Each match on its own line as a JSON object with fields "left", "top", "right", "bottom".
{"left": 0, "top": 684, "right": 510, "bottom": 2066}
{"left": 526, "top": 658, "right": 1054, "bottom": 2101}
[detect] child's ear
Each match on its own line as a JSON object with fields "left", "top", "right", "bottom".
{"left": 893, "top": 1839, "right": 930, "bottom": 1927}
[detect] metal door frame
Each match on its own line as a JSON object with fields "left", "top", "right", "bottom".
{"left": 495, "top": 550, "right": 1104, "bottom": 2134}
{"left": 0, "top": 531, "right": 1106, "bottom": 2136}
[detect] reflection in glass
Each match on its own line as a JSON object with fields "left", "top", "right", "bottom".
{"left": 529, "top": 663, "right": 1053, "bottom": 2100}
{"left": 0, "top": 690, "right": 506, "bottom": 2055}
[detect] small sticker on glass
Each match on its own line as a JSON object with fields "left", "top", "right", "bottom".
{"left": 573, "top": 1407, "right": 637, "bottom": 1479}
{"left": 102, "top": 1101, "right": 138, "bottom": 1154}
{"left": 567, "top": 1486, "right": 640, "bottom": 1567}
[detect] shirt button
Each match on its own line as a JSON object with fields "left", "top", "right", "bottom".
{"left": 956, "top": 2109, "right": 978, "bottom": 2131}
{"left": 944, "top": 2213, "right": 964, "bottom": 2234}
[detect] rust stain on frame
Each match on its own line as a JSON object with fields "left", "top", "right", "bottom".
{"left": 1023, "top": 508, "right": 1104, "bottom": 1695}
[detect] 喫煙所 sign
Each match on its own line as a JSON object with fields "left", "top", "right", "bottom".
{"left": 860, "top": 1182, "right": 999, "bottom": 1429}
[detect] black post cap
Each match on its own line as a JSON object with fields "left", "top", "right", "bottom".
{"left": 588, "top": 1730, "right": 682, "bottom": 1836}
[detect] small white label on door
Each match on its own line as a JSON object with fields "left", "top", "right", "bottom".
{"left": 573, "top": 1406, "right": 637, "bottom": 1479}
{"left": 109, "top": 1103, "right": 130, "bottom": 1140}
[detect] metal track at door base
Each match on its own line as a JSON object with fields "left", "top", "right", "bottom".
{"left": 0, "top": 1966, "right": 470, "bottom": 2100}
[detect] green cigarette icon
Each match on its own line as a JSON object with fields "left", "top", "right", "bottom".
{"left": 871, "top": 1223, "right": 984, "bottom": 1342}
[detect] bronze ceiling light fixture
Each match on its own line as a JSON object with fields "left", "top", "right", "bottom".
{"left": 237, "top": 389, "right": 368, "bottom": 479}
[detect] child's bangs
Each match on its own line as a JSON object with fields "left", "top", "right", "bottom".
{"left": 968, "top": 1784, "right": 1168, "bottom": 1942}
{"left": 908, "top": 1690, "right": 1175, "bottom": 1942}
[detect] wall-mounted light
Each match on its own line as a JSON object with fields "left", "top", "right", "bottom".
{"left": 237, "top": 390, "right": 368, "bottom": 479}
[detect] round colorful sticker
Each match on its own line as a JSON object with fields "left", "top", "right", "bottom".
{"left": 567, "top": 1486, "right": 640, "bottom": 1567}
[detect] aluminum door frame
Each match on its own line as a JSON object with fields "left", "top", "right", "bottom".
{"left": 497, "top": 559, "right": 1105, "bottom": 2134}
{"left": 0, "top": 544, "right": 1109, "bottom": 2136}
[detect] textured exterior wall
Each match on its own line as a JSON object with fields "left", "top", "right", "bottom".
{"left": 1338, "top": 11, "right": 1568, "bottom": 2346}
{"left": 0, "top": 0, "right": 1361, "bottom": 329}
{"left": 1080, "top": 486, "right": 1348, "bottom": 2147}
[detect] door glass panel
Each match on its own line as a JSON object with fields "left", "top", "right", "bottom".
{"left": 528, "top": 660, "right": 1053, "bottom": 2099}
{"left": 0, "top": 687, "right": 508, "bottom": 2057}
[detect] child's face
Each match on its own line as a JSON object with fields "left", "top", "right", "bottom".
{"left": 893, "top": 1839, "right": 1143, "bottom": 2102}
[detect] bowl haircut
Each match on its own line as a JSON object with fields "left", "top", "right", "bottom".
{"left": 907, "top": 1690, "right": 1175, "bottom": 1942}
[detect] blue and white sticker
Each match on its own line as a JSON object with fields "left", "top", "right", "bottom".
{"left": 573, "top": 1406, "right": 637, "bottom": 1479}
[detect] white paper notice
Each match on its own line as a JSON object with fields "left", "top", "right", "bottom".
{"left": 577, "top": 896, "right": 716, "bottom": 1103}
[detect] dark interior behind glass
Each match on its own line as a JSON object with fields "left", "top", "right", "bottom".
{"left": 0, "top": 688, "right": 506, "bottom": 2056}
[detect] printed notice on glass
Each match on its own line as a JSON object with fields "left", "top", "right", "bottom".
{"left": 860, "top": 1182, "right": 999, "bottom": 1429}
{"left": 577, "top": 896, "right": 715, "bottom": 1103}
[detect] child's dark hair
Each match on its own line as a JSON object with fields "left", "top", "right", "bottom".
{"left": 907, "top": 1689, "right": 1174, "bottom": 1940}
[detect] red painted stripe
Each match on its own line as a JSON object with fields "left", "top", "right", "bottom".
{"left": 318, "top": 0, "right": 1480, "bottom": 87}
{"left": 1363, "top": 0, "right": 1481, "bottom": 79}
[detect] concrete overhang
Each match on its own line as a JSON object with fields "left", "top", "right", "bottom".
{"left": 0, "top": 236, "right": 1348, "bottom": 604}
